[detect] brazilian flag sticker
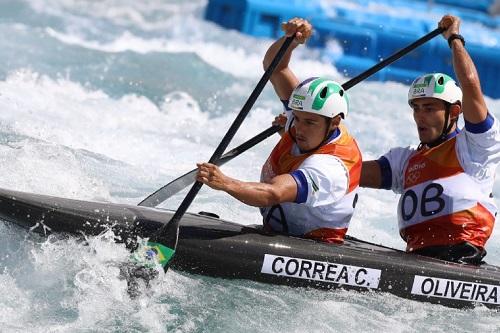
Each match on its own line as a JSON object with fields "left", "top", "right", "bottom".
{"left": 145, "top": 242, "right": 175, "bottom": 267}
{"left": 132, "top": 242, "right": 175, "bottom": 268}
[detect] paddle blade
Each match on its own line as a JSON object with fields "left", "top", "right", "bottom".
{"left": 139, "top": 169, "right": 197, "bottom": 207}
{"left": 130, "top": 223, "right": 179, "bottom": 271}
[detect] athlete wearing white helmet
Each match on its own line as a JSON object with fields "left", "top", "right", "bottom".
{"left": 289, "top": 77, "right": 349, "bottom": 119}
{"left": 283, "top": 76, "right": 350, "bottom": 152}
{"left": 408, "top": 73, "right": 463, "bottom": 147}
{"left": 408, "top": 73, "right": 462, "bottom": 105}
{"left": 197, "top": 18, "right": 362, "bottom": 244}
{"left": 361, "top": 15, "right": 500, "bottom": 265}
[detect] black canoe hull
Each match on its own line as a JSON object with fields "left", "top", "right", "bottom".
{"left": 0, "top": 188, "right": 499, "bottom": 309}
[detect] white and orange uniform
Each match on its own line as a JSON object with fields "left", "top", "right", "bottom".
{"left": 379, "top": 113, "right": 500, "bottom": 252}
{"left": 260, "top": 124, "right": 362, "bottom": 244}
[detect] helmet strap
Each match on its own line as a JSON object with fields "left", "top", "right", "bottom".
{"left": 418, "top": 103, "right": 457, "bottom": 150}
{"left": 289, "top": 118, "right": 337, "bottom": 154}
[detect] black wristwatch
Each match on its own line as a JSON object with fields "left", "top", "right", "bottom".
{"left": 448, "top": 34, "right": 465, "bottom": 48}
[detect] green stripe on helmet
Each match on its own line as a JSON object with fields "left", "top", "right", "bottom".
{"left": 408, "top": 72, "right": 462, "bottom": 105}
{"left": 413, "top": 75, "right": 433, "bottom": 88}
{"left": 308, "top": 79, "right": 342, "bottom": 111}
{"left": 433, "top": 74, "right": 453, "bottom": 94}
{"left": 307, "top": 77, "right": 329, "bottom": 94}
{"left": 290, "top": 77, "right": 349, "bottom": 118}
{"left": 412, "top": 73, "right": 453, "bottom": 93}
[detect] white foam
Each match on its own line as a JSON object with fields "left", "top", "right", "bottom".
{"left": 0, "top": 274, "right": 31, "bottom": 329}
{"left": 2, "top": 0, "right": 500, "bottom": 330}
{"left": 45, "top": 26, "right": 340, "bottom": 81}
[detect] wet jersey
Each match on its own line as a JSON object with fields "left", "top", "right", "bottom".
{"left": 379, "top": 113, "right": 500, "bottom": 251}
{"left": 260, "top": 124, "right": 362, "bottom": 243}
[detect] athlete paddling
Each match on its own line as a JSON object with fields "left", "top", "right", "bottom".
{"left": 197, "top": 18, "right": 362, "bottom": 243}
{"left": 361, "top": 15, "right": 500, "bottom": 264}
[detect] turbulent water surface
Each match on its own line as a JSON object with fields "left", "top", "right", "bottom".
{"left": 1, "top": 1, "right": 500, "bottom": 332}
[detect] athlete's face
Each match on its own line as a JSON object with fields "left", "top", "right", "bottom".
{"left": 292, "top": 111, "right": 335, "bottom": 151}
{"left": 410, "top": 98, "right": 449, "bottom": 144}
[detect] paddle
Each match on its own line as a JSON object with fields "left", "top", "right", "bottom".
{"left": 139, "top": 26, "right": 445, "bottom": 209}
{"left": 137, "top": 36, "right": 296, "bottom": 269}
{"left": 138, "top": 125, "right": 280, "bottom": 207}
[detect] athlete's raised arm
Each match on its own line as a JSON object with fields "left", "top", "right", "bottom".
{"left": 439, "top": 15, "right": 488, "bottom": 124}
{"left": 262, "top": 18, "right": 312, "bottom": 100}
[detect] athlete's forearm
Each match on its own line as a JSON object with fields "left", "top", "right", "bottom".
{"left": 451, "top": 41, "right": 479, "bottom": 90}
{"left": 450, "top": 33, "right": 488, "bottom": 123}
{"left": 263, "top": 18, "right": 312, "bottom": 101}
{"left": 198, "top": 163, "right": 296, "bottom": 206}
{"left": 263, "top": 36, "right": 300, "bottom": 100}
{"left": 263, "top": 36, "right": 298, "bottom": 72}
{"left": 223, "top": 178, "right": 285, "bottom": 207}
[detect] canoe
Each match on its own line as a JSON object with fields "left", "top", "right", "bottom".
{"left": 0, "top": 187, "right": 499, "bottom": 309}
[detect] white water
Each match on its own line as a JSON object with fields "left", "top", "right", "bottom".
{"left": 1, "top": 0, "right": 500, "bottom": 332}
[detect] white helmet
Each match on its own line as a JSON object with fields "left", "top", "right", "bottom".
{"left": 408, "top": 73, "right": 462, "bottom": 105}
{"left": 288, "top": 77, "right": 349, "bottom": 119}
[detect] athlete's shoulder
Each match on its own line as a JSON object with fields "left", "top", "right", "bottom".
{"left": 463, "top": 112, "right": 499, "bottom": 136}
{"left": 302, "top": 153, "right": 344, "bottom": 167}
{"left": 300, "top": 154, "right": 347, "bottom": 179}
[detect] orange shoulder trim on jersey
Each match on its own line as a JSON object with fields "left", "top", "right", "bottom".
{"left": 268, "top": 125, "right": 362, "bottom": 193}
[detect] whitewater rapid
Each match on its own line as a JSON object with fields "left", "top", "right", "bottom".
{"left": 1, "top": 0, "right": 500, "bottom": 332}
